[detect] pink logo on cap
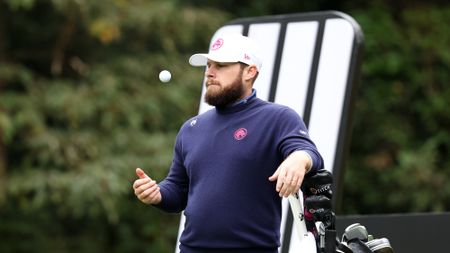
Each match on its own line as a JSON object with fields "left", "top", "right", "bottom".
{"left": 211, "top": 38, "right": 224, "bottom": 51}
{"left": 244, "top": 54, "right": 251, "bottom": 60}
{"left": 234, "top": 128, "right": 248, "bottom": 140}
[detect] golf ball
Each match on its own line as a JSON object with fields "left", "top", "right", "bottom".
{"left": 159, "top": 70, "right": 171, "bottom": 83}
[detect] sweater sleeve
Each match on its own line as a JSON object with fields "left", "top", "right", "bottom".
{"left": 154, "top": 131, "right": 189, "bottom": 213}
{"left": 276, "top": 108, "right": 324, "bottom": 173}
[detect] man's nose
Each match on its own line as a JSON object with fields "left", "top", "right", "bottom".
{"left": 205, "top": 66, "right": 215, "bottom": 78}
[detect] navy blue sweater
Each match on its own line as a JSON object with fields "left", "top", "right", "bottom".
{"left": 156, "top": 92, "right": 323, "bottom": 252}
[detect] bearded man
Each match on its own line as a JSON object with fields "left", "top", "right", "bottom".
{"left": 133, "top": 33, "right": 324, "bottom": 253}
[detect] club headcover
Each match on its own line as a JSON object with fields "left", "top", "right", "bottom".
{"left": 301, "top": 169, "right": 333, "bottom": 199}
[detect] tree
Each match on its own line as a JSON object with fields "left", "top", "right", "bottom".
{"left": 0, "top": 0, "right": 228, "bottom": 252}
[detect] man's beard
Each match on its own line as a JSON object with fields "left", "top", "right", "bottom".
{"left": 204, "top": 71, "right": 245, "bottom": 109}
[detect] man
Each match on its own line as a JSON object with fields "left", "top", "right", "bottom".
{"left": 133, "top": 33, "right": 324, "bottom": 253}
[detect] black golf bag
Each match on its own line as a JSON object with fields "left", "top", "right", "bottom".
{"left": 300, "top": 170, "right": 394, "bottom": 253}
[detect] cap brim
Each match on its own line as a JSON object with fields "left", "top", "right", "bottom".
{"left": 189, "top": 54, "right": 208, "bottom": 67}
{"left": 189, "top": 53, "right": 241, "bottom": 67}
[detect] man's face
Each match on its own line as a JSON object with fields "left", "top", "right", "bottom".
{"left": 204, "top": 61, "right": 245, "bottom": 108}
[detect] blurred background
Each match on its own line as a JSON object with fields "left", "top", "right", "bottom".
{"left": 0, "top": 0, "right": 449, "bottom": 252}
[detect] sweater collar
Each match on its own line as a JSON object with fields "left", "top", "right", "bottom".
{"left": 216, "top": 89, "right": 257, "bottom": 114}
{"left": 231, "top": 89, "right": 257, "bottom": 106}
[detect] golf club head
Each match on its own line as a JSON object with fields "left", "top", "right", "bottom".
{"left": 315, "top": 221, "right": 326, "bottom": 236}
{"left": 366, "top": 238, "right": 394, "bottom": 253}
{"left": 342, "top": 223, "right": 368, "bottom": 242}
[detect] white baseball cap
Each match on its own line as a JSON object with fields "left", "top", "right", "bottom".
{"left": 189, "top": 33, "right": 263, "bottom": 71}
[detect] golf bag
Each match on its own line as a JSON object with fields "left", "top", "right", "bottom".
{"left": 300, "top": 169, "right": 336, "bottom": 253}
{"left": 294, "top": 170, "right": 394, "bottom": 253}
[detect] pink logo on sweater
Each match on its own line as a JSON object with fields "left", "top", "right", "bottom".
{"left": 234, "top": 128, "right": 247, "bottom": 140}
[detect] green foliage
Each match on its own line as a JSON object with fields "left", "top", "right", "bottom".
{"left": 0, "top": 0, "right": 227, "bottom": 252}
{"left": 341, "top": 6, "right": 450, "bottom": 214}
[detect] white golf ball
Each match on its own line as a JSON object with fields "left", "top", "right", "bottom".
{"left": 159, "top": 70, "right": 171, "bottom": 83}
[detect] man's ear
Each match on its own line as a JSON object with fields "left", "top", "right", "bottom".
{"left": 243, "top": 65, "right": 258, "bottom": 82}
